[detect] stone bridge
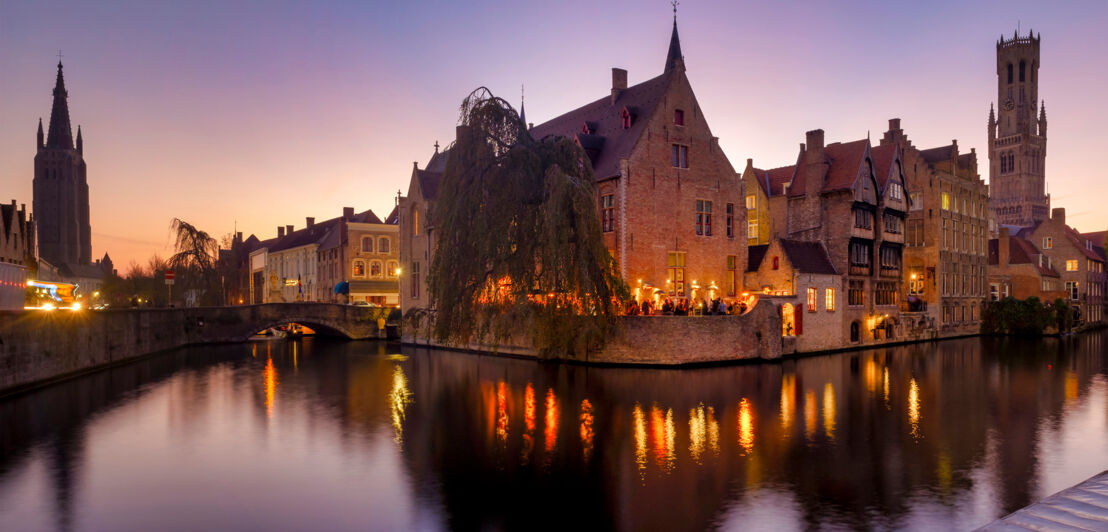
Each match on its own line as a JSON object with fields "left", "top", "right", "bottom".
{"left": 0, "top": 303, "right": 395, "bottom": 395}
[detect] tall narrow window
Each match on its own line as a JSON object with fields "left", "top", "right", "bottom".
{"left": 412, "top": 210, "right": 420, "bottom": 236}
{"left": 825, "top": 288, "right": 836, "bottom": 311}
{"left": 695, "top": 200, "right": 712, "bottom": 236}
{"left": 674, "top": 109, "right": 684, "bottom": 126}
{"left": 849, "top": 280, "right": 864, "bottom": 307}
{"left": 807, "top": 287, "right": 817, "bottom": 312}
{"left": 667, "top": 252, "right": 686, "bottom": 296}
{"left": 725, "top": 203, "right": 734, "bottom": 238}
{"left": 745, "top": 195, "right": 756, "bottom": 209}
{"left": 353, "top": 260, "right": 366, "bottom": 277}
{"left": 1007, "top": 63, "right": 1013, "bottom": 84}
{"left": 370, "top": 261, "right": 383, "bottom": 278}
{"left": 362, "top": 237, "right": 373, "bottom": 252}
{"left": 671, "top": 144, "right": 688, "bottom": 168}
{"left": 378, "top": 237, "right": 390, "bottom": 254}
{"left": 726, "top": 255, "right": 737, "bottom": 296}
{"left": 600, "top": 194, "right": 615, "bottom": 232}
{"left": 411, "top": 262, "right": 420, "bottom": 298}
{"left": 1019, "top": 60, "right": 1026, "bottom": 82}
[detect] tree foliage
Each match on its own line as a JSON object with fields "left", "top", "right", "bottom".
{"left": 981, "top": 296, "right": 1074, "bottom": 335}
{"left": 168, "top": 218, "right": 221, "bottom": 306}
{"left": 425, "top": 87, "right": 629, "bottom": 356}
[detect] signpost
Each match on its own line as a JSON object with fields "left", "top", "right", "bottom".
{"left": 165, "top": 269, "right": 175, "bottom": 304}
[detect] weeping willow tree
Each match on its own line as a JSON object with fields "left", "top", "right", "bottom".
{"left": 426, "top": 88, "right": 629, "bottom": 356}
{"left": 168, "top": 217, "right": 220, "bottom": 305}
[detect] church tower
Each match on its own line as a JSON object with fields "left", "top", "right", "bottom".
{"left": 988, "top": 30, "right": 1049, "bottom": 227}
{"left": 33, "top": 61, "right": 91, "bottom": 267}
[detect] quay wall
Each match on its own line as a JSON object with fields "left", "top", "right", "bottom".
{"left": 403, "top": 297, "right": 782, "bottom": 365}
{"left": 0, "top": 304, "right": 383, "bottom": 395}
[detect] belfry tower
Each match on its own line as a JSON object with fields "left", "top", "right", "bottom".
{"left": 34, "top": 61, "right": 91, "bottom": 267}
{"left": 988, "top": 30, "right": 1049, "bottom": 227}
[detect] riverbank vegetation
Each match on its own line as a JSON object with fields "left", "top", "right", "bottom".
{"left": 981, "top": 296, "right": 1074, "bottom": 336}
{"left": 423, "top": 88, "right": 628, "bottom": 356}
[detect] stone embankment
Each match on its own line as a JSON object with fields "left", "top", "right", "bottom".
{"left": 0, "top": 304, "right": 385, "bottom": 395}
{"left": 403, "top": 297, "right": 782, "bottom": 365}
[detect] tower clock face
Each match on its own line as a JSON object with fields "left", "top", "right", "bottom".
{"left": 1004, "top": 99, "right": 1015, "bottom": 111}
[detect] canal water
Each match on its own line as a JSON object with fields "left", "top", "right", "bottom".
{"left": 1, "top": 333, "right": 1106, "bottom": 531}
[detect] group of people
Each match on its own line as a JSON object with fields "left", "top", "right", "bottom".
{"left": 625, "top": 297, "right": 747, "bottom": 316}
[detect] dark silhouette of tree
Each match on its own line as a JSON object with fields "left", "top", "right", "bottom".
{"left": 169, "top": 218, "right": 219, "bottom": 306}
{"left": 425, "top": 87, "right": 628, "bottom": 356}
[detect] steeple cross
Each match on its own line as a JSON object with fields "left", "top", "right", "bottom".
{"left": 57, "top": 50, "right": 63, "bottom": 61}
{"left": 671, "top": 0, "right": 679, "bottom": 19}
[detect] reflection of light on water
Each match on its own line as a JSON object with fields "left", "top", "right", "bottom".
{"left": 650, "top": 405, "right": 676, "bottom": 473}
{"left": 804, "top": 390, "right": 816, "bottom": 440}
{"left": 580, "top": 399, "right": 594, "bottom": 461}
{"left": 544, "top": 388, "right": 558, "bottom": 453}
{"left": 738, "top": 398, "right": 754, "bottom": 455}
{"left": 521, "top": 384, "right": 535, "bottom": 465}
{"left": 388, "top": 365, "right": 413, "bottom": 444}
{"left": 1065, "top": 371, "right": 1078, "bottom": 402}
{"left": 496, "top": 381, "right": 509, "bottom": 445}
{"left": 908, "top": 378, "right": 921, "bottom": 439}
{"left": 937, "top": 450, "right": 952, "bottom": 493}
{"left": 883, "top": 367, "right": 890, "bottom": 408}
{"left": 252, "top": 344, "right": 257, "bottom": 358}
{"left": 633, "top": 404, "right": 647, "bottom": 481}
{"left": 264, "top": 357, "right": 277, "bottom": 418}
{"left": 864, "top": 359, "right": 878, "bottom": 393}
{"left": 823, "top": 382, "right": 836, "bottom": 440}
{"left": 293, "top": 342, "right": 298, "bottom": 370}
{"left": 386, "top": 354, "right": 409, "bottom": 361}
{"left": 664, "top": 408, "right": 676, "bottom": 472}
{"left": 707, "top": 406, "right": 719, "bottom": 455}
{"left": 689, "top": 404, "right": 706, "bottom": 463}
{"left": 780, "top": 374, "right": 795, "bottom": 433}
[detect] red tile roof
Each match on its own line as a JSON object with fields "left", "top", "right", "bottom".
{"left": 821, "top": 139, "right": 869, "bottom": 193}
{"left": 765, "top": 165, "right": 796, "bottom": 197}
{"left": 988, "top": 235, "right": 1061, "bottom": 277}
{"left": 529, "top": 72, "right": 673, "bottom": 180}
{"left": 779, "top": 239, "right": 838, "bottom": 275}
{"left": 869, "top": 143, "right": 897, "bottom": 189}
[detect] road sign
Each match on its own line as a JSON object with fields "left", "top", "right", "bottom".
{"left": 165, "top": 269, "right": 175, "bottom": 286}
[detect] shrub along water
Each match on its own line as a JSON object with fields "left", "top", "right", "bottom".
{"left": 981, "top": 297, "right": 1075, "bottom": 336}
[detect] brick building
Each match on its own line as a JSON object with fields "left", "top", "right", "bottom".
{"left": 400, "top": 16, "right": 745, "bottom": 312}
{"left": 398, "top": 149, "right": 445, "bottom": 314}
{"left": 987, "top": 228, "right": 1065, "bottom": 302}
{"left": 0, "top": 201, "right": 35, "bottom": 310}
{"left": 745, "top": 238, "right": 841, "bottom": 352}
{"left": 988, "top": 30, "right": 1050, "bottom": 227}
{"left": 878, "top": 120, "right": 989, "bottom": 335}
{"left": 781, "top": 129, "right": 907, "bottom": 345}
{"left": 1016, "top": 208, "right": 1106, "bottom": 324}
{"left": 740, "top": 159, "right": 795, "bottom": 246}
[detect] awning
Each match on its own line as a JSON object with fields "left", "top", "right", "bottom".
{"left": 348, "top": 280, "right": 399, "bottom": 294}
{"left": 334, "top": 281, "right": 349, "bottom": 294}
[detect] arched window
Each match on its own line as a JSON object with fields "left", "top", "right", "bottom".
{"left": 1007, "top": 63, "right": 1013, "bottom": 84}
{"left": 1019, "top": 60, "right": 1026, "bottom": 82}
{"left": 361, "top": 237, "right": 373, "bottom": 253}
{"left": 370, "top": 261, "right": 383, "bottom": 278}
{"left": 353, "top": 260, "right": 366, "bottom": 277}
{"left": 386, "top": 261, "right": 398, "bottom": 277}
{"left": 378, "top": 237, "right": 390, "bottom": 254}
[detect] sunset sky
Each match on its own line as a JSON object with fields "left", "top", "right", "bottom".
{"left": 2, "top": 0, "right": 1107, "bottom": 269}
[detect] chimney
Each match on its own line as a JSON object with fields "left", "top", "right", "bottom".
{"left": 236, "top": 231, "right": 243, "bottom": 241}
{"left": 611, "top": 68, "right": 627, "bottom": 103}
{"left": 888, "top": 118, "right": 901, "bottom": 131}
{"left": 277, "top": 226, "right": 285, "bottom": 238}
{"left": 1052, "top": 207, "right": 1065, "bottom": 225}
{"left": 805, "top": 129, "right": 824, "bottom": 153}
{"left": 286, "top": 224, "right": 294, "bottom": 235}
{"left": 746, "top": 158, "right": 753, "bottom": 170}
{"left": 306, "top": 217, "right": 315, "bottom": 227}
{"left": 343, "top": 207, "right": 355, "bottom": 218}
{"left": 999, "top": 227, "right": 1010, "bottom": 267}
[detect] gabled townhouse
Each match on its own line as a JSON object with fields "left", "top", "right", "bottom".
{"left": 745, "top": 238, "right": 840, "bottom": 352}
{"left": 1017, "top": 208, "right": 1107, "bottom": 324}
{"left": 987, "top": 228, "right": 1065, "bottom": 302}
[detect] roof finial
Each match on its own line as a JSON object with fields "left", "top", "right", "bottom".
{"left": 672, "top": 0, "right": 679, "bottom": 22}
{"left": 57, "top": 49, "right": 63, "bottom": 65}
{"left": 433, "top": 140, "right": 440, "bottom": 153}
{"left": 519, "top": 83, "right": 526, "bottom": 125}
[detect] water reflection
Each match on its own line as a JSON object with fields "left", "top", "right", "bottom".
{"left": 1, "top": 334, "right": 1107, "bottom": 531}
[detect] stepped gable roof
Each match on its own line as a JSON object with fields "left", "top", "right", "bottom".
{"left": 919, "top": 144, "right": 955, "bottom": 164}
{"left": 822, "top": 139, "right": 870, "bottom": 193}
{"left": 528, "top": 72, "right": 673, "bottom": 180}
{"left": 958, "top": 153, "right": 976, "bottom": 171}
{"left": 747, "top": 245, "right": 768, "bottom": 272}
{"left": 869, "top": 143, "right": 898, "bottom": 189}
{"left": 780, "top": 239, "right": 838, "bottom": 275}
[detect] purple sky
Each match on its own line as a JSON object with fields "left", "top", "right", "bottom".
{"left": 2, "top": 0, "right": 1107, "bottom": 268}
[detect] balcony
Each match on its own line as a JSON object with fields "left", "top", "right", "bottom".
{"left": 850, "top": 264, "right": 872, "bottom": 276}
{"left": 851, "top": 225, "right": 875, "bottom": 240}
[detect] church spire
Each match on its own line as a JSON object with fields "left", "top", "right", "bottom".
{"left": 76, "top": 125, "right": 83, "bottom": 154}
{"left": 519, "top": 84, "right": 526, "bottom": 126}
{"left": 45, "top": 61, "right": 74, "bottom": 150}
{"left": 664, "top": 1, "right": 684, "bottom": 72}
{"left": 37, "top": 118, "right": 44, "bottom": 150}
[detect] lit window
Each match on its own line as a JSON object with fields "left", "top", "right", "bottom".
{"left": 1043, "top": 237, "right": 1052, "bottom": 249}
{"left": 941, "top": 192, "right": 950, "bottom": 211}
{"left": 772, "top": 256, "right": 780, "bottom": 270}
{"left": 667, "top": 252, "right": 686, "bottom": 296}
{"left": 726, "top": 255, "right": 737, "bottom": 296}
{"left": 387, "top": 261, "right": 398, "bottom": 277}
{"left": 807, "top": 287, "right": 817, "bottom": 312}
{"left": 745, "top": 195, "right": 756, "bottom": 209}
{"left": 370, "top": 261, "right": 382, "bottom": 278}
{"left": 825, "top": 288, "right": 835, "bottom": 311}
{"left": 412, "top": 210, "right": 420, "bottom": 236}
{"left": 1067, "top": 260, "right": 1078, "bottom": 272}
{"left": 353, "top": 260, "right": 366, "bottom": 277}
{"left": 747, "top": 220, "right": 758, "bottom": 242}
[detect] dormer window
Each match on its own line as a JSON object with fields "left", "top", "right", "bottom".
{"left": 621, "top": 108, "right": 632, "bottom": 129}
{"left": 581, "top": 121, "right": 597, "bottom": 135}
{"left": 674, "top": 109, "right": 685, "bottom": 126}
